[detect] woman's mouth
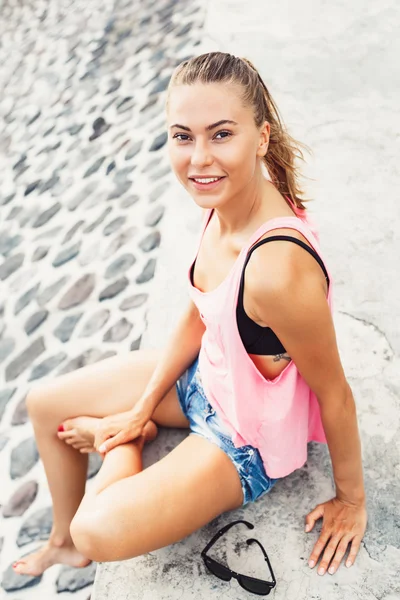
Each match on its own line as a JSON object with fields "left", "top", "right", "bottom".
{"left": 189, "top": 176, "right": 226, "bottom": 191}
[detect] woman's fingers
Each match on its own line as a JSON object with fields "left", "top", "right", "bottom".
{"left": 326, "top": 535, "right": 353, "bottom": 574}
{"left": 305, "top": 503, "right": 324, "bottom": 533}
{"left": 345, "top": 535, "right": 362, "bottom": 568}
{"left": 308, "top": 528, "right": 330, "bottom": 569}
{"left": 316, "top": 533, "right": 343, "bottom": 575}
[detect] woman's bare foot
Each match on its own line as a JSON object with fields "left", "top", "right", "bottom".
{"left": 12, "top": 539, "right": 91, "bottom": 577}
{"left": 57, "top": 417, "right": 158, "bottom": 453}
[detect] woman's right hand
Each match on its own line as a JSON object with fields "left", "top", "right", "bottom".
{"left": 93, "top": 407, "right": 150, "bottom": 455}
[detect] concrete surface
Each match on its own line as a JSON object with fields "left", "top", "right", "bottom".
{"left": 93, "top": 1, "right": 400, "bottom": 598}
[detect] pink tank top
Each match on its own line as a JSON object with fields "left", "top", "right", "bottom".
{"left": 187, "top": 200, "right": 332, "bottom": 479}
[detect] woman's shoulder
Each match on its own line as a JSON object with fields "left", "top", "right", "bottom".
{"left": 243, "top": 225, "right": 328, "bottom": 305}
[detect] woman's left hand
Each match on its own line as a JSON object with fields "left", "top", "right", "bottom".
{"left": 304, "top": 496, "right": 368, "bottom": 575}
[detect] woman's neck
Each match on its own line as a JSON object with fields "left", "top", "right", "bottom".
{"left": 213, "top": 175, "right": 275, "bottom": 237}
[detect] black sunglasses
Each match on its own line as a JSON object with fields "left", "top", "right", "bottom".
{"left": 201, "top": 520, "right": 276, "bottom": 596}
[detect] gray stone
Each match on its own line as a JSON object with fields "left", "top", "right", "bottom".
{"left": 83, "top": 156, "right": 105, "bottom": 178}
{"left": 106, "top": 160, "right": 116, "bottom": 175}
{"left": 5, "top": 337, "right": 46, "bottom": 382}
{"left": 136, "top": 258, "right": 156, "bottom": 284}
{"left": 139, "top": 230, "right": 161, "bottom": 252}
{"left": 24, "top": 180, "right": 42, "bottom": 196}
{"left": 89, "top": 117, "right": 110, "bottom": 141}
{"left": 32, "top": 202, "right": 61, "bottom": 228}
{"left": 120, "top": 293, "right": 148, "bottom": 310}
{"left": 24, "top": 309, "right": 49, "bottom": 335}
{"left": 67, "top": 124, "right": 84, "bottom": 135}
{"left": 34, "top": 226, "right": 63, "bottom": 241}
{"left": 40, "top": 174, "right": 60, "bottom": 194}
{"left": 0, "top": 388, "right": 16, "bottom": 423}
{"left": 130, "top": 336, "right": 142, "bottom": 351}
{"left": 103, "top": 216, "right": 127, "bottom": 236}
{"left": 140, "top": 96, "right": 158, "bottom": 113}
{"left": 116, "top": 96, "right": 135, "bottom": 113}
{"left": 17, "top": 506, "right": 52, "bottom": 546}
{"left": 84, "top": 207, "right": 113, "bottom": 233}
{"left": 54, "top": 313, "right": 83, "bottom": 343}
{"left": 0, "top": 193, "right": 15, "bottom": 206}
{"left": 103, "top": 318, "right": 133, "bottom": 342}
{"left": 0, "top": 338, "right": 16, "bottom": 363}
{"left": 1, "top": 562, "right": 42, "bottom": 592}
{"left": 102, "top": 226, "right": 138, "bottom": 259}
{"left": 52, "top": 241, "right": 81, "bottom": 267}
{"left": 14, "top": 283, "right": 40, "bottom": 315}
{"left": 27, "top": 109, "right": 41, "bottom": 125}
{"left": 113, "top": 166, "right": 136, "bottom": 184}
{"left": 37, "top": 276, "right": 68, "bottom": 306}
{"left": 88, "top": 452, "right": 103, "bottom": 479}
{"left": 145, "top": 204, "right": 165, "bottom": 227}
{"left": 120, "top": 194, "right": 139, "bottom": 209}
{"left": 149, "top": 131, "right": 168, "bottom": 151}
{"left": 150, "top": 182, "right": 170, "bottom": 202}
{"left": 99, "top": 277, "right": 129, "bottom": 301}
{"left": 58, "top": 349, "right": 104, "bottom": 375}
{"left": 0, "top": 252, "right": 24, "bottom": 280}
{"left": 142, "top": 157, "right": 160, "bottom": 173}
{"left": 63, "top": 220, "right": 85, "bottom": 244}
{"left": 29, "top": 352, "right": 67, "bottom": 381}
{"left": 10, "top": 438, "right": 39, "bottom": 480}
{"left": 153, "top": 165, "right": 171, "bottom": 180}
{"left": 0, "top": 231, "right": 23, "bottom": 257}
{"left": 0, "top": 435, "right": 9, "bottom": 452}
{"left": 6, "top": 205, "right": 22, "bottom": 220}
{"left": 124, "top": 140, "right": 142, "bottom": 160}
{"left": 149, "top": 75, "right": 171, "bottom": 95}
{"left": 107, "top": 180, "right": 132, "bottom": 200}
{"left": 56, "top": 563, "right": 97, "bottom": 593}
{"left": 58, "top": 274, "right": 96, "bottom": 310}
{"left": 106, "top": 78, "right": 121, "bottom": 94}
{"left": 80, "top": 309, "right": 110, "bottom": 337}
{"left": 105, "top": 253, "right": 136, "bottom": 279}
{"left": 13, "top": 154, "right": 27, "bottom": 171}
{"left": 68, "top": 181, "right": 98, "bottom": 211}
{"left": 2, "top": 480, "right": 39, "bottom": 518}
{"left": 11, "top": 394, "right": 28, "bottom": 426}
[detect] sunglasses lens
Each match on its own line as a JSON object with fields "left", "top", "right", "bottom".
{"left": 204, "top": 556, "right": 232, "bottom": 582}
{"left": 239, "top": 575, "right": 271, "bottom": 596}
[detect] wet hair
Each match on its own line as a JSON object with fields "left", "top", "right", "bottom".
{"left": 167, "top": 51, "right": 310, "bottom": 209}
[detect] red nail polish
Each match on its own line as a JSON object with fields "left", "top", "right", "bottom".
{"left": 58, "top": 424, "right": 64, "bottom": 432}
{"left": 13, "top": 562, "right": 19, "bottom": 568}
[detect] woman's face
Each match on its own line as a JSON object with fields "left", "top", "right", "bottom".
{"left": 166, "top": 82, "right": 269, "bottom": 209}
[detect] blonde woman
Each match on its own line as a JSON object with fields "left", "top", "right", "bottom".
{"left": 13, "top": 52, "right": 367, "bottom": 579}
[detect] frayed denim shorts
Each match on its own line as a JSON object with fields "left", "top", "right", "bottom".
{"left": 176, "top": 357, "right": 278, "bottom": 506}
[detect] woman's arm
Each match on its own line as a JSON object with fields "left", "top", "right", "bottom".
{"left": 94, "top": 297, "right": 206, "bottom": 454}
{"left": 138, "top": 297, "right": 205, "bottom": 418}
{"left": 245, "top": 240, "right": 367, "bottom": 575}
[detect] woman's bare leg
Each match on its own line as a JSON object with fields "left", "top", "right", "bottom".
{"left": 70, "top": 434, "right": 244, "bottom": 562}
{"left": 13, "top": 349, "right": 189, "bottom": 576}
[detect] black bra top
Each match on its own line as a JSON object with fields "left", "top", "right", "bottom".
{"left": 190, "top": 234, "right": 330, "bottom": 356}
{"left": 236, "top": 236, "right": 330, "bottom": 355}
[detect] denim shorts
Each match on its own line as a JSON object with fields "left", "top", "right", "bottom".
{"left": 176, "top": 357, "right": 278, "bottom": 506}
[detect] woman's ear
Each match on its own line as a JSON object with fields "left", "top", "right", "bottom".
{"left": 257, "top": 121, "right": 270, "bottom": 157}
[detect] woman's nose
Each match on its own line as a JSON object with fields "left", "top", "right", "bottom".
{"left": 190, "top": 141, "right": 213, "bottom": 167}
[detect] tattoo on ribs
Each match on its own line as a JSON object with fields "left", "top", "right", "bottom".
{"left": 273, "top": 353, "right": 291, "bottom": 363}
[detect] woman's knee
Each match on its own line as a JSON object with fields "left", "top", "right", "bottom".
{"left": 70, "top": 510, "right": 120, "bottom": 562}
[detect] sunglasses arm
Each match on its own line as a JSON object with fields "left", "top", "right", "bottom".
{"left": 246, "top": 538, "right": 276, "bottom": 585}
{"left": 201, "top": 520, "right": 254, "bottom": 557}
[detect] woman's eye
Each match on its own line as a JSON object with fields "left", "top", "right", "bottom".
{"left": 173, "top": 133, "right": 191, "bottom": 141}
{"left": 214, "top": 130, "right": 232, "bottom": 140}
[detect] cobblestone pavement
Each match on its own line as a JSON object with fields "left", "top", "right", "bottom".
{"left": 0, "top": 0, "right": 204, "bottom": 596}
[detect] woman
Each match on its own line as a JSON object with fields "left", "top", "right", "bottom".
{"left": 13, "top": 52, "right": 367, "bottom": 579}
